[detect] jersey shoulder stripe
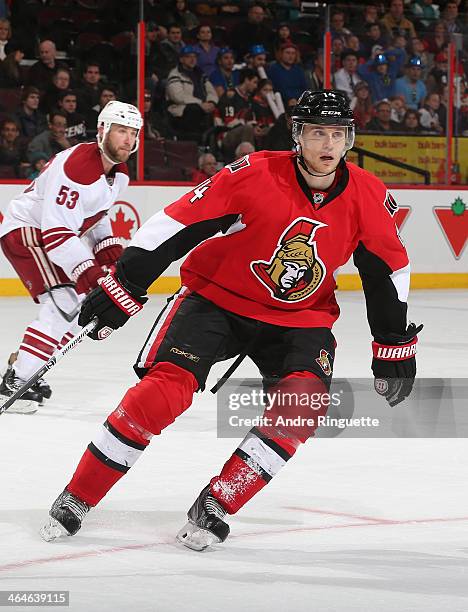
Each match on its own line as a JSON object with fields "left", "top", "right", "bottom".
{"left": 62, "top": 142, "right": 128, "bottom": 185}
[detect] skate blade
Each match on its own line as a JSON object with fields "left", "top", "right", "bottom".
{"left": 39, "top": 517, "right": 70, "bottom": 542}
{"left": 176, "top": 520, "right": 221, "bottom": 551}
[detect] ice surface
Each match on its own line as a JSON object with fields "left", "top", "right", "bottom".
{"left": 0, "top": 290, "right": 467, "bottom": 612}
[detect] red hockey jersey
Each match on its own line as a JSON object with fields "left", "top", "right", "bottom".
{"left": 126, "top": 151, "right": 409, "bottom": 330}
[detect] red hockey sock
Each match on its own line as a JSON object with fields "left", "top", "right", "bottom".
{"left": 67, "top": 362, "right": 198, "bottom": 506}
{"left": 67, "top": 447, "right": 127, "bottom": 507}
{"left": 210, "top": 371, "right": 327, "bottom": 514}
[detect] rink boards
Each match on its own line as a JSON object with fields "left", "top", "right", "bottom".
{"left": 0, "top": 183, "right": 466, "bottom": 294}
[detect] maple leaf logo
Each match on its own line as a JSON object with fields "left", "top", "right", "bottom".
{"left": 111, "top": 207, "right": 135, "bottom": 240}
{"left": 0, "top": 212, "right": 3, "bottom": 224}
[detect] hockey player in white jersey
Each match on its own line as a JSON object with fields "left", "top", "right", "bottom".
{"left": 0, "top": 101, "right": 142, "bottom": 413}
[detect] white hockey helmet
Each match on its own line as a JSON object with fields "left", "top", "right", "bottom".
{"left": 97, "top": 101, "right": 143, "bottom": 156}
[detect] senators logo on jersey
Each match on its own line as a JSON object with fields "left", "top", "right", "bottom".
{"left": 251, "top": 218, "right": 327, "bottom": 302}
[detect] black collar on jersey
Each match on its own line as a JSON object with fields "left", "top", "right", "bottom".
{"left": 294, "top": 157, "right": 349, "bottom": 210}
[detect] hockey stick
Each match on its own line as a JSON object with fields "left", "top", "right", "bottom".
{"left": 46, "top": 284, "right": 81, "bottom": 323}
{"left": 0, "top": 319, "right": 98, "bottom": 416}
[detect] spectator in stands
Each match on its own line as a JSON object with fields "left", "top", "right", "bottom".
{"left": 419, "top": 92, "right": 445, "bottom": 133}
{"left": 426, "top": 51, "right": 449, "bottom": 93}
{"left": 57, "top": 90, "right": 87, "bottom": 144}
{"left": 191, "top": 152, "right": 218, "bottom": 184}
{"left": 26, "top": 150, "right": 48, "bottom": 180}
{"left": 358, "top": 48, "right": 405, "bottom": 103}
{"left": 333, "top": 50, "right": 362, "bottom": 102}
{"left": 263, "top": 98, "right": 296, "bottom": 151}
{"left": 0, "top": 18, "right": 11, "bottom": 60}
{"left": 441, "top": 0, "right": 466, "bottom": 34}
{"left": 409, "top": 37, "right": 431, "bottom": 78}
{"left": 412, "top": 0, "right": 440, "bottom": 31}
{"left": 166, "top": 45, "right": 218, "bottom": 142}
{"left": 395, "top": 56, "right": 427, "bottom": 109}
{"left": 0, "top": 40, "right": 24, "bottom": 87}
{"left": 145, "top": 22, "right": 166, "bottom": 83}
{"left": 267, "top": 43, "right": 307, "bottom": 103}
{"left": 361, "top": 23, "right": 390, "bottom": 58}
{"left": 390, "top": 95, "right": 407, "bottom": 123}
{"left": 331, "top": 37, "right": 345, "bottom": 72}
{"left": 168, "top": 0, "right": 199, "bottom": 33}
{"left": 252, "top": 78, "right": 277, "bottom": 132}
{"left": 84, "top": 86, "right": 117, "bottom": 134}
{"left": 235, "top": 141, "right": 255, "bottom": 158}
{"left": 15, "top": 86, "right": 47, "bottom": 139}
{"left": 246, "top": 44, "right": 268, "bottom": 78}
{"left": 426, "top": 21, "right": 450, "bottom": 55}
{"left": 380, "top": 0, "right": 417, "bottom": 39}
{"left": 401, "top": 108, "right": 423, "bottom": 133}
{"left": 0, "top": 118, "right": 28, "bottom": 175}
{"left": 77, "top": 62, "right": 103, "bottom": 113}
{"left": 230, "top": 3, "right": 273, "bottom": 59}
{"left": 345, "top": 35, "right": 366, "bottom": 63}
{"left": 365, "top": 99, "right": 401, "bottom": 131}
{"left": 155, "top": 24, "right": 186, "bottom": 79}
{"left": 305, "top": 48, "right": 324, "bottom": 91}
{"left": 27, "top": 111, "right": 71, "bottom": 162}
{"left": 214, "top": 67, "right": 258, "bottom": 161}
{"left": 210, "top": 47, "right": 240, "bottom": 97}
{"left": 40, "top": 68, "right": 72, "bottom": 114}
{"left": 142, "top": 89, "right": 161, "bottom": 140}
{"left": 27, "top": 40, "right": 65, "bottom": 91}
{"left": 331, "top": 10, "right": 352, "bottom": 38}
{"left": 350, "top": 81, "right": 373, "bottom": 129}
{"left": 352, "top": 3, "right": 380, "bottom": 35}
{"left": 194, "top": 25, "right": 220, "bottom": 78}
{"left": 391, "top": 33, "right": 410, "bottom": 62}
{"left": 273, "top": 23, "right": 293, "bottom": 59}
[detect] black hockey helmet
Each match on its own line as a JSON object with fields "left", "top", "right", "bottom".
{"left": 292, "top": 89, "right": 355, "bottom": 155}
{"left": 292, "top": 90, "right": 355, "bottom": 177}
{"left": 292, "top": 90, "right": 355, "bottom": 126}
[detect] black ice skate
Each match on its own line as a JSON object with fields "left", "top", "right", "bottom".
{"left": 40, "top": 489, "right": 90, "bottom": 542}
{"left": 0, "top": 362, "right": 42, "bottom": 414}
{"left": 177, "top": 485, "right": 230, "bottom": 551}
{"left": 32, "top": 377, "right": 52, "bottom": 405}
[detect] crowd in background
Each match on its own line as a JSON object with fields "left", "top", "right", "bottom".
{"left": 0, "top": 0, "right": 467, "bottom": 180}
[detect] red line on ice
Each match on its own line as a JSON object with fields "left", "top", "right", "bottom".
{"left": 1, "top": 514, "right": 468, "bottom": 572}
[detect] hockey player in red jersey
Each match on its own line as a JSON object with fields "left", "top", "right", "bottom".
{"left": 40, "top": 90, "right": 422, "bottom": 550}
{"left": 0, "top": 101, "right": 142, "bottom": 413}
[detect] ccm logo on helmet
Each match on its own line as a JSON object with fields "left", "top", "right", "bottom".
{"left": 321, "top": 110, "right": 341, "bottom": 115}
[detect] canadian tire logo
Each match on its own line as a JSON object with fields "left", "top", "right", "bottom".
{"left": 394, "top": 207, "right": 410, "bottom": 231}
{"left": 433, "top": 198, "right": 468, "bottom": 259}
{"left": 109, "top": 201, "right": 141, "bottom": 245}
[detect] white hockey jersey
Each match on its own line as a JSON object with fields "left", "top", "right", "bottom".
{"left": 0, "top": 142, "right": 129, "bottom": 277}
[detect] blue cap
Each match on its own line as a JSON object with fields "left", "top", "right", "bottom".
{"left": 218, "top": 47, "right": 234, "bottom": 58}
{"left": 408, "top": 55, "right": 423, "bottom": 67}
{"left": 249, "top": 44, "right": 267, "bottom": 57}
{"left": 179, "top": 45, "right": 199, "bottom": 56}
{"left": 374, "top": 53, "right": 388, "bottom": 66}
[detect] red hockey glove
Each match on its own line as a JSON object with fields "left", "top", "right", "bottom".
{"left": 371, "top": 323, "right": 423, "bottom": 407}
{"left": 71, "top": 259, "right": 105, "bottom": 295}
{"left": 93, "top": 236, "right": 123, "bottom": 269}
{"left": 78, "top": 270, "right": 147, "bottom": 340}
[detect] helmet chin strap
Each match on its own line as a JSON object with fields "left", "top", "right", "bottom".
{"left": 297, "top": 146, "right": 339, "bottom": 178}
